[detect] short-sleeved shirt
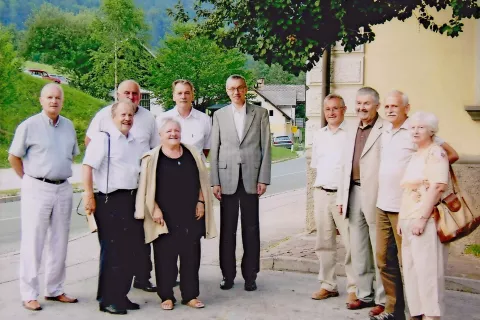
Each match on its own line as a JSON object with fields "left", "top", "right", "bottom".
{"left": 351, "top": 113, "right": 378, "bottom": 181}
{"left": 377, "top": 118, "right": 445, "bottom": 212}
{"left": 9, "top": 112, "right": 79, "bottom": 180}
{"left": 399, "top": 144, "right": 449, "bottom": 220}
{"left": 156, "top": 106, "right": 212, "bottom": 156}
{"left": 311, "top": 122, "right": 347, "bottom": 189}
{"left": 86, "top": 105, "right": 159, "bottom": 153}
{"left": 83, "top": 129, "right": 144, "bottom": 193}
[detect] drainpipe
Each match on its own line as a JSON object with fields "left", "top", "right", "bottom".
{"left": 320, "top": 46, "right": 331, "bottom": 127}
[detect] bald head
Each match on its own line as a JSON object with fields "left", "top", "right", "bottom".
{"left": 117, "top": 80, "right": 141, "bottom": 107}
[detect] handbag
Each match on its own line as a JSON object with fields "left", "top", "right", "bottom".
{"left": 433, "top": 165, "right": 480, "bottom": 243}
{"left": 76, "top": 131, "right": 111, "bottom": 233}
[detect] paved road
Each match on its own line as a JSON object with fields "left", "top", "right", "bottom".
{"left": 0, "top": 157, "right": 306, "bottom": 255}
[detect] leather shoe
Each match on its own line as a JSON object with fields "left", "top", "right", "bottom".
{"left": 346, "top": 292, "right": 357, "bottom": 304}
{"left": 244, "top": 280, "right": 257, "bottom": 291}
{"left": 311, "top": 288, "right": 339, "bottom": 300}
{"left": 346, "top": 299, "right": 376, "bottom": 310}
{"left": 45, "top": 293, "right": 78, "bottom": 303}
{"left": 369, "top": 305, "right": 385, "bottom": 317}
{"left": 133, "top": 280, "right": 156, "bottom": 293}
{"left": 124, "top": 298, "right": 140, "bottom": 310}
{"left": 220, "top": 278, "right": 234, "bottom": 290}
{"left": 99, "top": 304, "right": 127, "bottom": 315}
{"left": 23, "top": 300, "right": 42, "bottom": 311}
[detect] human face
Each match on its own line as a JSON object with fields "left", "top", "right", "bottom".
{"left": 410, "top": 120, "right": 433, "bottom": 146}
{"left": 384, "top": 94, "right": 409, "bottom": 127}
{"left": 112, "top": 102, "right": 134, "bottom": 136}
{"left": 324, "top": 98, "right": 346, "bottom": 127}
{"left": 355, "top": 94, "right": 379, "bottom": 124}
{"left": 117, "top": 81, "right": 140, "bottom": 107}
{"left": 40, "top": 86, "right": 64, "bottom": 118}
{"left": 173, "top": 83, "right": 194, "bottom": 109}
{"left": 226, "top": 78, "right": 247, "bottom": 106}
{"left": 160, "top": 121, "right": 181, "bottom": 147}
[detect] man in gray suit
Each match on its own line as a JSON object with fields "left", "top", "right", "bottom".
{"left": 210, "top": 75, "right": 272, "bottom": 292}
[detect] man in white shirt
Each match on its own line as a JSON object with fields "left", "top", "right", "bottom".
{"left": 310, "top": 94, "right": 357, "bottom": 304}
{"left": 85, "top": 79, "right": 159, "bottom": 293}
{"left": 373, "top": 90, "right": 459, "bottom": 320}
{"left": 156, "top": 79, "right": 212, "bottom": 160}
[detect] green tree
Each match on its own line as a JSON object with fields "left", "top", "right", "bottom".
{"left": 248, "top": 59, "right": 305, "bottom": 85}
{"left": 150, "top": 23, "right": 251, "bottom": 111}
{"left": 88, "top": 0, "right": 153, "bottom": 99}
{"left": 171, "top": 0, "right": 480, "bottom": 74}
{"left": 0, "top": 24, "right": 21, "bottom": 107}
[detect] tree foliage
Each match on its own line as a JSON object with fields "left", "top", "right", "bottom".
{"left": 170, "top": 0, "right": 480, "bottom": 74}
{"left": 248, "top": 59, "right": 305, "bottom": 85}
{"left": 0, "top": 25, "right": 21, "bottom": 107}
{"left": 149, "top": 23, "right": 251, "bottom": 111}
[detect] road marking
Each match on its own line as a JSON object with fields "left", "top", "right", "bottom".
{"left": 271, "top": 170, "right": 306, "bottom": 179}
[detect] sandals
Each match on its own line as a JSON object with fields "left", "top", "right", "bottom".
{"left": 183, "top": 298, "right": 205, "bottom": 309}
{"left": 161, "top": 299, "right": 174, "bottom": 310}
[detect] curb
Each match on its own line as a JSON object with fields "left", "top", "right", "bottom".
{"left": 260, "top": 256, "right": 480, "bottom": 294}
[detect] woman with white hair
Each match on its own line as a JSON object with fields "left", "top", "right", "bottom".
{"left": 135, "top": 117, "right": 217, "bottom": 310}
{"left": 397, "top": 111, "right": 449, "bottom": 320}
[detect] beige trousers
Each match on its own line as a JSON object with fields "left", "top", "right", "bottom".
{"left": 314, "top": 188, "right": 356, "bottom": 293}
{"left": 400, "top": 219, "right": 447, "bottom": 318}
{"left": 19, "top": 175, "right": 73, "bottom": 301}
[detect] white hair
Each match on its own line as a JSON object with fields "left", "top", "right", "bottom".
{"left": 410, "top": 111, "right": 439, "bottom": 136}
{"left": 387, "top": 90, "right": 409, "bottom": 106}
{"left": 40, "top": 83, "right": 64, "bottom": 99}
{"left": 157, "top": 116, "right": 181, "bottom": 133}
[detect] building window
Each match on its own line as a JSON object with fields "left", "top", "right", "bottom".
{"left": 269, "top": 110, "right": 273, "bottom": 116}
{"left": 140, "top": 92, "right": 151, "bottom": 110}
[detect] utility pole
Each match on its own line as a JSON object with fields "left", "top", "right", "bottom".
{"left": 320, "top": 46, "right": 331, "bottom": 127}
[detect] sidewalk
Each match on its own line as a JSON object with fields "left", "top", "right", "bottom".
{"left": 260, "top": 232, "right": 480, "bottom": 294}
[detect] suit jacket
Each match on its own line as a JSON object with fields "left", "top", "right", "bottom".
{"left": 210, "top": 103, "right": 272, "bottom": 195}
{"left": 337, "top": 115, "right": 385, "bottom": 224}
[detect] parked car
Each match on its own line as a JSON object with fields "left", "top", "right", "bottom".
{"left": 50, "top": 74, "right": 69, "bottom": 84}
{"left": 273, "top": 135, "right": 293, "bottom": 149}
{"left": 25, "top": 69, "right": 61, "bottom": 83}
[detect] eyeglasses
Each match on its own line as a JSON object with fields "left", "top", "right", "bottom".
{"left": 227, "top": 86, "right": 246, "bottom": 93}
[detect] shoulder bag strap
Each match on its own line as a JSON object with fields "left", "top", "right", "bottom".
{"left": 100, "top": 131, "right": 111, "bottom": 203}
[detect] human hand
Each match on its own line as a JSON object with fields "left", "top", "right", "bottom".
{"left": 411, "top": 218, "right": 427, "bottom": 236}
{"left": 152, "top": 206, "right": 165, "bottom": 226}
{"left": 337, "top": 205, "right": 343, "bottom": 215}
{"left": 83, "top": 192, "right": 96, "bottom": 215}
{"left": 257, "top": 183, "right": 267, "bottom": 197}
{"left": 213, "top": 185, "right": 222, "bottom": 200}
{"left": 196, "top": 201, "right": 205, "bottom": 220}
{"left": 396, "top": 224, "right": 402, "bottom": 236}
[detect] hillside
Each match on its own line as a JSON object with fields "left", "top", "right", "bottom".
{"left": 0, "top": 74, "right": 106, "bottom": 167}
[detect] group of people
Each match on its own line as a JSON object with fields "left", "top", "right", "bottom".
{"left": 310, "top": 87, "right": 458, "bottom": 320}
{"left": 8, "top": 75, "right": 271, "bottom": 315}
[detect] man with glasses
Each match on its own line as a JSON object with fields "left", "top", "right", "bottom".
{"left": 210, "top": 75, "right": 272, "bottom": 292}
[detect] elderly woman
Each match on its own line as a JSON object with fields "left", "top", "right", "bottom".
{"left": 135, "top": 117, "right": 216, "bottom": 310}
{"left": 82, "top": 100, "right": 145, "bottom": 315}
{"left": 397, "top": 112, "right": 449, "bottom": 320}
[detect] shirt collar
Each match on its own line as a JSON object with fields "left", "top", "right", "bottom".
{"left": 232, "top": 103, "right": 247, "bottom": 115}
{"left": 385, "top": 117, "right": 410, "bottom": 133}
{"left": 110, "top": 126, "right": 135, "bottom": 142}
{"left": 173, "top": 106, "right": 197, "bottom": 119}
{"left": 358, "top": 113, "right": 378, "bottom": 130}
{"left": 41, "top": 111, "right": 60, "bottom": 127}
{"left": 324, "top": 121, "right": 346, "bottom": 133}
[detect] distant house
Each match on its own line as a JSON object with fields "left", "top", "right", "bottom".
{"left": 109, "top": 88, "right": 164, "bottom": 116}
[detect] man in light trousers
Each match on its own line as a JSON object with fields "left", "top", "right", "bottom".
{"left": 8, "top": 83, "right": 80, "bottom": 311}
{"left": 310, "top": 94, "right": 357, "bottom": 304}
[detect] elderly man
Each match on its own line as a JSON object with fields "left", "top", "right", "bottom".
{"left": 210, "top": 74, "right": 271, "bottom": 291}
{"left": 8, "top": 83, "right": 79, "bottom": 311}
{"left": 372, "top": 90, "right": 458, "bottom": 320}
{"left": 85, "top": 79, "right": 160, "bottom": 293}
{"left": 337, "top": 87, "right": 386, "bottom": 317}
{"left": 310, "top": 94, "right": 357, "bottom": 304}
{"left": 156, "top": 79, "right": 212, "bottom": 160}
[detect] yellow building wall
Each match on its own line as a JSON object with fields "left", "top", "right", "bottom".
{"left": 364, "top": 12, "right": 480, "bottom": 156}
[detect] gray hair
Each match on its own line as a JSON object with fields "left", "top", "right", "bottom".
{"left": 226, "top": 74, "right": 247, "bottom": 87}
{"left": 111, "top": 99, "right": 136, "bottom": 117}
{"left": 357, "top": 87, "right": 380, "bottom": 105}
{"left": 386, "top": 90, "right": 409, "bottom": 106}
{"left": 157, "top": 116, "right": 182, "bottom": 133}
{"left": 324, "top": 93, "right": 345, "bottom": 107}
{"left": 410, "top": 111, "right": 439, "bottom": 136}
{"left": 117, "top": 79, "right": 140, "bottom": 92}
{"left": 40, "top": 83, "right": 64, "bottom": 99}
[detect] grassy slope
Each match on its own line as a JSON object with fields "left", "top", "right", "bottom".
{"left": 23, "top": 61, "right": 58, "bottom": 74}
{"left": 271, "top": 146, "right": 298, "bottom": 162}
{"left": 0, "top": 74, "right": 106, "bottom": 168}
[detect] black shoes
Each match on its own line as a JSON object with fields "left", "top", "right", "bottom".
{"left": 370, "top": 313, "right": 396, "bottom": 320}
{"left": 133, "top": 280, "right": 156, "bottom": 293}
{"left": 220, "top": 278, "right": 234, "bottom": 290}
{"left": 124, "top": 298, "right": 140, "bottom": 310}
{"left": 244, "top": 280, "right": 257, "bottom": 292}
{"left": 99, "top": 304, "right": 127, "bottom": 315}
